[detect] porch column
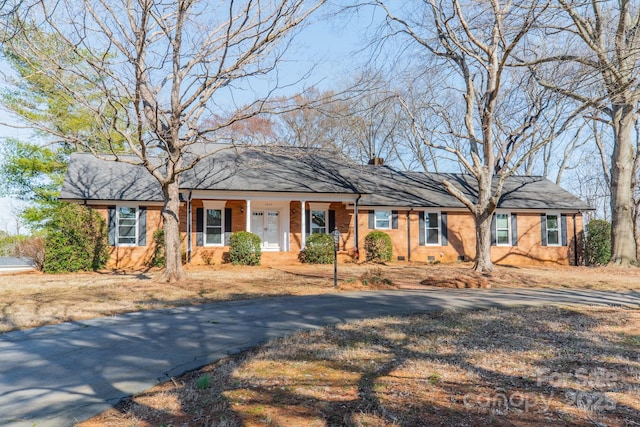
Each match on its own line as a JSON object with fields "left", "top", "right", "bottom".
{"left": 246, "top": 199, "right": 251, "bottom": 232}
{"left": 301, "top": 200, "right": 306, "bottom": 249}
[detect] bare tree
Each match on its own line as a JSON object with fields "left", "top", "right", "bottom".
{"left": 3, "top": 0, "right": 325, "bottom": 282}
{"left": 341, "top": 88, "right": 404, "bottom": 166}
{"left": 530, "top": 0, "right": 640, "bottom": 266}
{"left": 258, "top": 84, "right": 406, "bottom": 166}
{"left": 373, "top": 0, "right": 579, "bottom": 272}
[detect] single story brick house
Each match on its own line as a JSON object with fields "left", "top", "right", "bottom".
{"left": 59, "top": 145, "right": 592, "bottom": 268}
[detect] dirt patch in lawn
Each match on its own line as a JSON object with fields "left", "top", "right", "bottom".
{"left": 1, "top": 263, "right": 638, "bottom": 334}
{"left": 80, "top": 306, "right": 640, "bottom": 426}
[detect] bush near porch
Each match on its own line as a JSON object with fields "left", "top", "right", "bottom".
{"left": 364, "top": 231, "right": 393, "bottom": 263}
{"left": 228, "top": 231, "right": 262, "bottom": 266}
{"left": 299, "top": 233, "right": 335, "bottom": 264}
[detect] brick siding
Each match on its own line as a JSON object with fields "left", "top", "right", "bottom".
{"left": 96, "top": 201, "right": 585, "bottom": 268}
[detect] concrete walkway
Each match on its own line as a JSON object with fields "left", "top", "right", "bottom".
{"left": 1, "top": 288, "right": 639, "bottom": 426}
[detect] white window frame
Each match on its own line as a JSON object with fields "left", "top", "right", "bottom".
{"left": 495, "top": 212, "right": 511, "bottom": 247}
{"left": 423, "top": 211, "right": 441, "bottom": 246}
{"left": 309, "top": 203, "right": 330, "bottom": 235}
{"left": 310, "top": 210, "right": 328, "bottom": 234}
{"left": 204, "top": 202, "right": 225, "bottom": 247}
{"left": 546, "top": 212, "right": 561, "bottom": 246}
{"left": 116, "top": 206, "right": 138, "bottom": 247}
{"left": 374, "top": 210, "right": 392, "bottom": 230}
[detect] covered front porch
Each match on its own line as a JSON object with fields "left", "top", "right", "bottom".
{"left": 182, "top": 191, "right": 359, "bottom": 265}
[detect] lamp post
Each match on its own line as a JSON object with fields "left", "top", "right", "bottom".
{"left": 331, "top": 227, "right": 341, "bottom": 288}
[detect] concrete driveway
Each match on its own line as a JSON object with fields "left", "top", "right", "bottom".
{"left": 1, "top": 288, "right": 639, "bottom": 426}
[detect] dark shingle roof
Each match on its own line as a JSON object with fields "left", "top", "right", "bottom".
{"left": 60, "top": 147, "right": 591, "bottom": 211}
{"left": 181, "top": 146, "right": 360, "bottom": 193}
{"left": 60, "top": 154, "right": 164, "bottom": 202}
{"left": 357, "top": 168, "right": 591, "bottom": 210}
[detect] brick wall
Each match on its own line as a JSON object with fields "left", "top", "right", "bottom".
{"left": 357, "top": 210, "right": 584, "bottom": 266}
{"left": 94, "top": 204, "right": 163, "bottom": 269}
{"left": 93, "top": 201, "right": 585, "bottom": 268}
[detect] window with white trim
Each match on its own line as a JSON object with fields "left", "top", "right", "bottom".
{"left": 424, "top": 212, "right": 440, "bottom": 245}
{"left": 546, "top": 214, "right": 560, "bottom": 246}
{"left": 495, "top": 213, "right": 511, "bottom": 246}
{"left": 311, "top": 210, "right": 327, "bottom": 234}
{"left": 117, "top": 206, "right": 138, "bottom": 246}
{"left": 375, "top": 210, "right": 391, "bottom": 229}
{"left": 205, "top": 208, "right": 223, "bottom": 245}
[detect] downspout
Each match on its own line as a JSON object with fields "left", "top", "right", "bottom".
{"left": 187, "top": 191, "right": 193, "bottom": 263}
{"left": 407, "top": 208, "right": 413, "bottom": 261}
{"left": 573, "top": 212, "right": 579, "bottom": 266}
{"left": 354, "top": 194, "right": 361, "bottom": 258}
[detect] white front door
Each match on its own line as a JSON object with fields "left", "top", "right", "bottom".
{"left": 251, "top": 210, "right": 280, "bottom": 250}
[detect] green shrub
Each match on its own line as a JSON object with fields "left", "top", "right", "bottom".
{"left": 43, "top": 203, "right": 109, "bottom": 273}
{"left": 299, "top": 233, "right": 335, "bottom": 264}
{"left": 195, "top": 374, "right": 211, "bottom": 390}
{"left": 360, "top": 267, "right": 393, "bottom": 286}
{"left": 228, "top": 231, "right": 261, "bottom": 266}
{"left": 364, "top": 231, "right": 393, "bottom": 263}
{"left": 150, "top": 229, "right": 165, "bottom": 267}
{"left": 585, "top": 219, "right": 611, "bottom": 266}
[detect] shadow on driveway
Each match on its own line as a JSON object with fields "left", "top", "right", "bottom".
{"left": 1, "top": 288, "right": 639, "bottom": 426}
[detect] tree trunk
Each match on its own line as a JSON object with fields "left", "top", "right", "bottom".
{"left": 609, "top": 104, "right": 638, "bottom": 267}
{"left": 160, "top": 180, "right": 187, "bottom": 282}
{"left": 473, "top": 209, "right": 494, "bottom": 273}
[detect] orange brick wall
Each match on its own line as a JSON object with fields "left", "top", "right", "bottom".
{"left": 356, "top": 210, "right": 584, "bottom": 266}
{"left": 93, "top": 202, "right": 585, "bottom": 268}
{"left": 188, "top": 200, "right": 246, "bottom": 265}
{"left": 93, "top": 204, "right": 163, "bottom": 269}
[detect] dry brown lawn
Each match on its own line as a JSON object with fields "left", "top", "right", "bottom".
{"left": 2, "top": 262, "right": 639, "bottom": 426}
{"left": 0, "top": 265, "right": 335, "bottom": 333}
{"left": 80, "top": 306, "right": 640, "bottom": 427}
{"left": 1, "top": 262, "right": 639, "bottom": 334}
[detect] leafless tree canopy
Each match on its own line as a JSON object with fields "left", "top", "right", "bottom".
{"left": 370, "top": 0, "right": 581, "bottom": 272}
{"left": 527, "top": 0, "right": 640, "bottom": 265}
{"left": 3, "top": 0, "right": 325, "bottom": 281}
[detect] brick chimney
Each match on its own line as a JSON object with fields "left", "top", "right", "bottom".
{"left": 368, "top": 157, "right": 385, "bottom": 166}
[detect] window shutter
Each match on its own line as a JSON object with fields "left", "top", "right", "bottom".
{"left": 491, "top": 214, "right": 496, "bottom": 246}
{"left": 392, "top": 210, "right": 399, "bottom": 229}
{"left": 561, "top": 214, "right": 568, "bottom": 246}
{"left": 305, "top": 209, "right": 311, "bottom": 235}
{"left": 328, "top": 209, "right": 336, "bottom": 232}
{"left": 196, "top": 208, "right": 204, "bottom": 246}
{"left": 368, "top": 211, "right": 375, "bottom": 229}
{"left": 418, "top": 211, "right": 425, "bottom": 246}
{"left": 108, "top": 206, "right": 116, "bottom": 246}
{"left": 541, "top": 214, "right": 547, "bottom": 246}
{"left": 138, "top": 207, "right": 147, "bottom": 246}
{"left": 511, "top": 213, "right": 518, "bottom": 246}
{"left": 441, "top": 212, "right": 448, "bottom": 246}
{"left": 225, "top": 208, "right": 232, "bottom": 244}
